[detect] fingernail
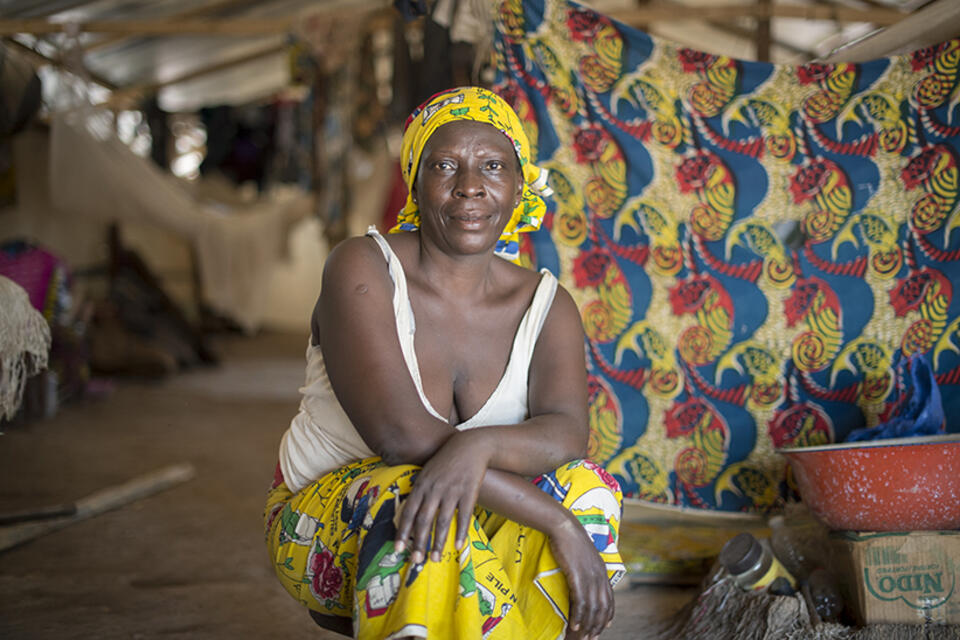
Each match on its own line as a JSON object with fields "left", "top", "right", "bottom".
{"left": 571, "top": 623, "right": 579, "bottom": 631}
{"left": 412, "top": 551, "right": 423, "bottom": 564}
{"left": 431, "top": 551, "right": 440, "bottom": 562}
{"left": 395, "top": 541, "right": 405, "bottom": 553}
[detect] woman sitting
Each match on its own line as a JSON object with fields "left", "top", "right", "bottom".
{"left": 265, "top": 86, "right": 624, "bottom": 640}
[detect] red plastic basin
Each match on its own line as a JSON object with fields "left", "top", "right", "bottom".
{"left": 777, "top": 434, "right": 960, "bottom": 531}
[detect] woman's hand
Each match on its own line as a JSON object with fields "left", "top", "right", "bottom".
{"left": 394, "top": 430, "right": 490, "bottom": 563}
{"left": 549, "top": 515, "right": 615, "bottom": 640}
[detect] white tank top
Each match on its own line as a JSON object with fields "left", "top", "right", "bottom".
{"left": 278, "top": 227, "right": 558, "bottom": 492}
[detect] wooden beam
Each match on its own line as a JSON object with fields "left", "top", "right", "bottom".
{"left": 102, "top": 41, "right": 287, "bottom": 109}
{"left": 756, "top": 0, "right": 771, "bottom": 62}
{"left": 82, "top": 0, "right": 262, "bottom": 53}
{"left": 705, "top": 20, "right": 815, "bottom": 59}
{"left": 0, "top": 17, "right": 293, "bottom": 37}
{"left": 608, "top": 3, "right": 908, "bottom": 27}
{"left": 6, "top": 0, "right": 103, "bottom": 19}
{"left": 2, "top": 37, "right": 118, "bottom": 90}
{"left": 823, "top": 0, "right": 960, "bottom": 61}
{"left": 0, "top": 464, "right": 196, "bottom": 553}
{"left": 1, "top": 2, "right": 910, "bottom": 37}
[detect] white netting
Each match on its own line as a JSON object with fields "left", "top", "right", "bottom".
{"left": 0, "top": 275, "right": 50, "bottom": 422}
{"left": 44, "top": 35, "right": 312, "bottom": 333}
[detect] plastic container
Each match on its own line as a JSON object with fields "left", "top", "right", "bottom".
{"left": 719, "top": 532, "right": 796, "bottom": 592}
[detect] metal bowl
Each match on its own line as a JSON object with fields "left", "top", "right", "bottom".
{"left": 777, "top": 434, "right": 960, "bottom": 531}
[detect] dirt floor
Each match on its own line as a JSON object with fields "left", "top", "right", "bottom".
{"left": 0, "top": 331, "right": 696, "bottom": 639}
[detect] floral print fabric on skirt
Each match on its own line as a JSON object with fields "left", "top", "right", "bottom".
{"left": 264, "top": 457, "right": 625, "bottom": 639}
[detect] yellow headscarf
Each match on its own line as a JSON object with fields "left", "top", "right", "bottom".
{"left": 389, "top": 86, "right": 552, "bottom": 262}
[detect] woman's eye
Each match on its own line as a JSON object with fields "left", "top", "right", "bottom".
{"left": 487, "top": 160, "right": 504, "bottom": 170}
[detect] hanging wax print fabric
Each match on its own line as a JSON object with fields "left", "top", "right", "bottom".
{"left": 491, "top": 0, "right": 960, "bottom": 512}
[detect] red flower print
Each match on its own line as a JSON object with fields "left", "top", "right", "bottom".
{"left": 675, "top": 152, "right": 717, "bottom": 194}
{"left": 582, "top": 460, "right": 620, "bottom": 493}
{"left": 665, "top": 399, "right": 709, "bottom": 439}
{"left": 678, "top": 48, "right": 715, "bottom": 73}
{"left": 573, "top": 125, "right": 608, "bottom": 164}
{"left": 789, "top": 161, "right": 831, "bottom": 204}
{"left": 669, "top": 276, "right": 710, "bottom": 315}
{"left": 310, "top": 548, "right": 343, "bottom": 601}
{"left": 796, "top": 63, "right": 833, "bottom": 85}
{"left": 901, "top": 147, "right": 941, "bottom": 191}
{"left": 783, "top": 279, "right": 820, "bottom": 327}
{"left": 572, "top": 248, "right": 612, "bottom": 288}
{"left": 911, "top": 44, "right": 946, "bottom": 71}
{"left": 767, "top": 404, "right": 830, "bottom": 449}
{"left": 889, "top": 270, "right": 932, "bottom": 317}
{"left": 566, "top": 7, "right": 602, "bottom": 42}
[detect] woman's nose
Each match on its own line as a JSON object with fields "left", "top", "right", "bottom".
{"left": 454, "top": 167, "right": 485, "bottom": 198}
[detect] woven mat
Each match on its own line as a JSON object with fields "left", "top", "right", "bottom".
{"left": 656, "top": 567, "right": 959, "bottom": 640}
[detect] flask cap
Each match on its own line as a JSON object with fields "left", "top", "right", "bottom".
{"left": 719, "top": 532, "right": 763, "bottom": 575}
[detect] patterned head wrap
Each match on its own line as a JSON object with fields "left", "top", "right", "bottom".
{"left": 390, "top": 86, "right": 552, "bottom": 262}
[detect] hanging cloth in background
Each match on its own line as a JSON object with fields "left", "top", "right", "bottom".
{"left": 492, "top": 0, "right": 960, "bottom": 512}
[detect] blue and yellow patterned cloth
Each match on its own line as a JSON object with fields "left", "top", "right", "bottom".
{"left": 492, "top": 0, "right": 960, "bottom": 512}
{"left": 390, "top": 86, "right": 552, "bottom": 261}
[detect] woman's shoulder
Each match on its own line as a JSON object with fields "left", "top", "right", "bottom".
{"left": 312, "top": 233, "right": 397, "bottom": 342}
{"left": 490, "top": 259, "right": 555, "bottom": 309}
{"left": 498, "top": 262, "right": 579, "bottom": 327}
{"left": 318, "top": 234, "right": 399, "bottom": 308}
{"left": 323, "top": 234, "right": 389, "bottom": 279}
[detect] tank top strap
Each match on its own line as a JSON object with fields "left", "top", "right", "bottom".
{"left": 366, "top": 226, "right": 410, "bottom": 318}
{"left": 511, "top": 268, "right": 558, "bottom": 370}
{"left": 364, "top": 226, "right": 447, "bottom": 423}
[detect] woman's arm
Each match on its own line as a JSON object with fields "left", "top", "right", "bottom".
{"left": 388, "top": 281, "right": 590, "bottom": 552}
{"left": 315, "top": 236, "right": 458, "bottom": 465}
{"left": 319, "top": 239, "right": 588, "bottom": 475}
{"left": 459, "top": 283, "right": 591, "bottom": 476}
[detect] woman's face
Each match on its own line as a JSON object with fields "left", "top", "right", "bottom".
{"left": 414, "top": 120, "right": 523, "bottom": 257}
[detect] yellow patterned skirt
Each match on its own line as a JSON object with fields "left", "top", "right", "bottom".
{"left": 264, "top": 457, "right": 625, "bottom": 639}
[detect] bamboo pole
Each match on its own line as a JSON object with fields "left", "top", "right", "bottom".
{"left": 0, "top": 2, "right": 910, "bottom": 37}
{"left": 0, "top": 17, "right": 293, "bottom": 37}
{"left": 755, "top": 0, "right": 772, "bottom": 62}
{"left": 102, "top": 41, "right": 287, "bottom": 109}
{"left": 2, "top": 37, "right": 118, "bottom": 90}
{"left": 823, "top": 0, "right": 960, "bottom": 62}
{"left": 82, "top": 0, "right": 262, "bottom": 53}
{"left": 608, "top": 3, "right": 907, "bottom": 28}
{"left": 0, "top": 463, "right": 196, "bottom": 553}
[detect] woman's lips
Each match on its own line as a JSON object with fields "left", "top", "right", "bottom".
{"left": 449, "top": 211, "right": 493, "bottom": 229}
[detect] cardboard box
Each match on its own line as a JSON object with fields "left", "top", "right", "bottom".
{"left": 831, "top": 530, "right": 960, "bottom": 625}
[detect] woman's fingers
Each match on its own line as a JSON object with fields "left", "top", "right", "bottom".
{"left": 588, "top": 577, "right": 604, "bottom": 637}
{"left": 552, "top": 526, "right": 615, "bottom": 639}
{"left": 394, "top": 488, "right": 424, "bottom": 553}
{"left": 455, "top": 495, "right": 473, "bottom": 550}
{"left": 566, "top": 573, "right": 586, "bottom": 638}
{"left": 603, "top": 580, "right": 615, "bottom": 630}
{"left": 582, "top": 568, "right": 612, "bottom": 638}
{"left": 408, "top": 491, "right": 442, "bottom": 563}
{"left": 397, "top": 482, "right": 478, "bottom": 564}
{"left": 429, "top": 495, "right": 460, "bottom": 561}
{"left": 588, "top": 578, "right": 609, "bottom": 637}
